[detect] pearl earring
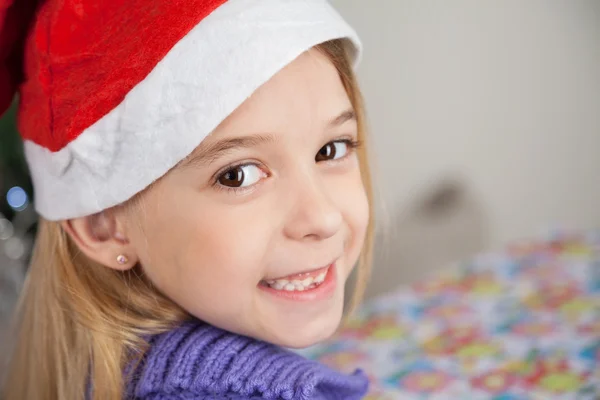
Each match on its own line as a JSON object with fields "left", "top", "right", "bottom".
{"left": 116, "top": 254, "right": 129, "bottom": 265}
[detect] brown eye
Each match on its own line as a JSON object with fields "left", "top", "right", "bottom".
{"left": 218, "top": 167, "right": 244, "bottom": 187}
{"left": 217, "top": 164, "right": 264, "bottom": 188}
{"left": 316, "top": 141, "right": 349, "bottom": 162}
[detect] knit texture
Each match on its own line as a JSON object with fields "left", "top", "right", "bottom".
{"left": 127, "top": 321, "right": 368, "bottom": 400}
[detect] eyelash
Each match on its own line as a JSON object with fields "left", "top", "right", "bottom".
{"left": 212, "top": 138, "right": 362, "bottom": 194}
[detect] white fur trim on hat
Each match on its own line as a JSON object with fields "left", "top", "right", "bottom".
{"left": 24, "top": 0, "right": 361, "bottom": 220}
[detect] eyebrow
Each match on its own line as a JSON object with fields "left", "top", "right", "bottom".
{"left": 177, "top": 108, "right": 356, "bottom": 170}
{"left": 177, "top": 134, "right": 276, "bottom": 170}
{"left": 330, "top": 109, "right": 356, "bottom": 127}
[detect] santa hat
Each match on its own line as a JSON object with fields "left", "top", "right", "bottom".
{"left": 0, "top": 0, "right": 361, "bottom": 220}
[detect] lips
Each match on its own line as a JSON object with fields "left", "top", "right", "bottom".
{"left": 260, "top": 264, "right": 332, "bottom": 292}
{"left": 258, "top": 262, "right": 338, "bottom": 301}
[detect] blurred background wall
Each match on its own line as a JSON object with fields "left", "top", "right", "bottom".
{"left": 329, "top": 0, "right": 600, "bottom": 298}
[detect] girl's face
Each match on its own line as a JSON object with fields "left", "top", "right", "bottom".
{"left": 125, "top": 49, "right": 369, "bottom": 348}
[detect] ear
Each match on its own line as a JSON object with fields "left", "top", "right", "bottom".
{"left": 61, "top": 211, "right": 138, "bottom": 271}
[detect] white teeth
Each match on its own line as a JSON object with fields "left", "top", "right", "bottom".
{"left": 284, "top": 283, "right": 295, "bottom": 291}
{"left": 264, "top": 269, "right": 328, "bottom": 292}
{"left": 302, "top": 277, "right": 314, "bottom": 286}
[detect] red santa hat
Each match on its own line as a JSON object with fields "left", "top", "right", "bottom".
{"left": 0, "top": 0, "right": 361, "bottom": 220}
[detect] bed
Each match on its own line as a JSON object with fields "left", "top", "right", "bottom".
{"left": 299, "top": 231, "right": 600, "bottom": 399}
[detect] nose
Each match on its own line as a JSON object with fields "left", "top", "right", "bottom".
{"left": 283, "top": 175, "right": 343, "bottom": 241}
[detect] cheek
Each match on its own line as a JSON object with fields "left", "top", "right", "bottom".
{"left": 348, "top": 174, "right": 370, "bottom": 231}
{"left": 177, "top": 214, "right": 267, "bottom": 284}
{"left": 132, "top": 196, "right": 272, "bottom": 314}
{"left": 347, "top": 182, "right": 370, "bottom": 260}
{"left": 331, "top": 166, "right": 370, "bottom": 269}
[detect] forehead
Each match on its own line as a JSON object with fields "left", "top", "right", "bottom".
{"left": 214, "top": 48, "right": 352, "bottom": 136}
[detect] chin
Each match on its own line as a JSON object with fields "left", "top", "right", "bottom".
{"left": 267, "top": 297, "right": 345, "bottom": 349}
{"left": 275, "top": 319, "right": 342, "bottom": 349}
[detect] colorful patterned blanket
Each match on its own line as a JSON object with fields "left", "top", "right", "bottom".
{"left": 299, "top": 232, "right": 600, "bottom": 399}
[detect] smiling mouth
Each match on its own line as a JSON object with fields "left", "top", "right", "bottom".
{"left": 260, "top": 264, "right": 332, "bottom": 292}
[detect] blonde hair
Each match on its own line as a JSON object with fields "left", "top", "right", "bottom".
{"left": 2, "top": 39, "right": 375, "bottom": 400}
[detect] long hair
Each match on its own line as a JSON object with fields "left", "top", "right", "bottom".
{"left": 2, "top": 38, "right": 375, "bottom": 400}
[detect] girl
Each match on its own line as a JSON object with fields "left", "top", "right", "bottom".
{"left": 1, "top": 0, "right": 374, "bottom": 398}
